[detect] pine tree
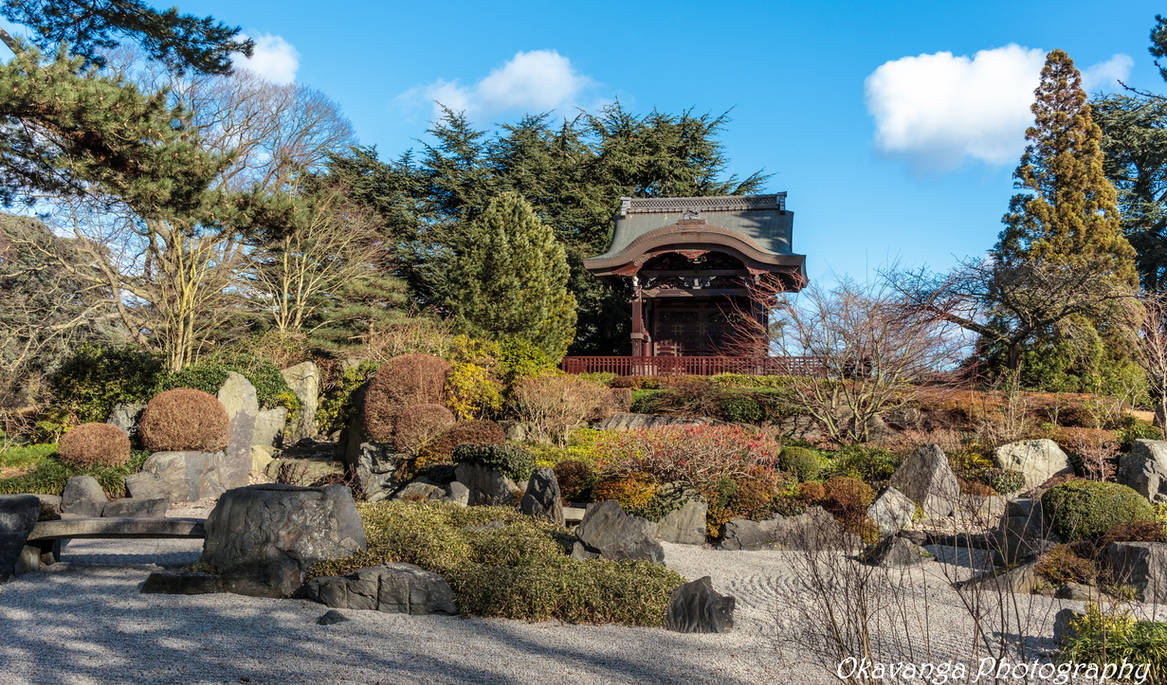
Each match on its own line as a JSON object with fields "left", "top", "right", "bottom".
{"left": 986, "top": 50, "right": 1142, "bottom": 391}
{"left": 446, "top": 191, "right": 577, "bottom": 357}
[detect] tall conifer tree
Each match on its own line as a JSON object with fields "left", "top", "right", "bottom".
{"left": 446, "top": 191, "right": 577, "bottom": 357}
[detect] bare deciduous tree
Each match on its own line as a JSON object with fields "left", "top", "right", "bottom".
{"left": 753, "top": 278, "right": 960, "bottom": 443}
{"left": 1135, "top": 292, "right": 1167, "bottom": 429}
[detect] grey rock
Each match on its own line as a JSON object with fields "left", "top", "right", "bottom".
{"left": 520, "top": 467, "right": 564, "bottom": 525}
{"left": 575, "top": 500, "right": 664, "bottom": 563}
{"left": 1053, "top": 608, "right": 1081, "bottom": 645}
{"left": 595, "top": 413, "right": 712, "bottom": 431}
{"left": 395, "top": 481, "right": 445, "bottom": 501}
{"left": 1055, "top": 582, "right": 1096, "bottom": 601}
{"left": 867, "top": 487, "right": 915, "bottom": 537}
{"left": 1120, "top": 440, "right": 1167, "bottom": 503}
{"left": 32, "top": 494, "right": 61, "bottom": 516}
{"left": 141, "top": 570, "right": 223, "bottom": 595}
{"left": 963, "top": 560, "right": 1047, "bottom": 595}
{"left": 889, "top": 444, "right": 960, "bottom": 519}
{"left": 217, "top": 371, "right": 258, "bottom": 490}
{"left": 860, "top": 536, "right": 934, "bottom": 567}
{"left": 995, "top": 439, "right": 1073, "bottom": 491}
{"left": 665, "top": 576, "right": 735, "bottom": 633}
{"left": 201, "top": 483, "right": 367, "bottom": 598}
{"left": 101, "top": 498, "right": 168, "bottom": 518}
{"left": 443, "top": 481, "right": 470, "bottom": 506}
{"left": 141, "top": 451, "right": 228, "bottom": 502}
{"left": 14, "top": 544, "right": 40, "bottom": 576}
{"left": 570, "top": 540, "right": 597, "bottom": 561}
{"left": 502, "top": 421, "right": 526, "bottom": 442}
{"left": 61, "top": 476, "right": 106, "bottom": 517}
{"left": 253, "top": 407, "right": 287, "bottom": 450}
{"left": 316, "top": 610, "right": 349, "bottom": 625}
{"left": 346, "top": 441, "right": 408, "bottom": 502}
{"left": 718, "top": 518, "right": 780, "bottom": 551}
{"left": 655, "top": 499, "right": 707, "bottom": 545}
{"left": 997, "top": 498, "right": 1058, "bottom": 565}
{"left": 106, "top": 402, "right": 145, "bottom": 440}
{"left": 1105, "top": 541, "right": 1167, "bottom": 603}
{"left": 124, "top": 472, "right": 170, "bottom": 501}
{"left": 0, "top": 495, "right": 40, "bottom": 581}
{"left": 263, "top": 456, "right": 345, "bottom": 486}
{"left": 302, "top": 563, "right": 457, "bottom": 615}
{"left": 281, "top": 361, "right": 320, "bottom": 443}
{"left": 719, "top": 507, "right": 858, "bottom": 551}
{"left": 955, "top": 494, "right": 1006, "bottom": 522}
{"left": 454, "top": 463, "right": 518, "bottom": 506}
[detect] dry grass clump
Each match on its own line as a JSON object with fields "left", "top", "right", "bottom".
{"left": 138, "top": 388, "right": 230, "bottom": 452}
{"left": 58, "top": 423, "right": 131, "bottom": 468}
{"left": 392, "top": 403, "right": 455, "bottom": 454}
{"left": 363, "top": 353, "right": 450, "bottom": 441}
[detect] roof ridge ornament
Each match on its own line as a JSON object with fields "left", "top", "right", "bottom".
{"left": 680, "top": 208, "right": 703, "bottom": 221}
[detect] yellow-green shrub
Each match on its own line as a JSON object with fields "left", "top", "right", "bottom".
{"left": 444, "top": 361, "right": 503, "bottom": 421}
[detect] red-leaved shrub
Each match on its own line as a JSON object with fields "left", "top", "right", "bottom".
{"left": 363, "top": 353, "right": 450, "bottom": 441}
{"left": 594, "top": 424, "right": 782, "bottom": 491}
{"left": 392, "top": 403, "right": 455, "bottom": 454}
{"left": 139, "top": 388, "right": 230, "bottom": 452}
{"left": 58, "top": 423, "right": 131, "bottom": 468}
{"left": 426, "top": 419, "right": 505, "bottom": 458}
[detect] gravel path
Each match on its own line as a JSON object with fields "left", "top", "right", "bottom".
{"left": 1, "top": 528, "right": 1162, "bottom": 684}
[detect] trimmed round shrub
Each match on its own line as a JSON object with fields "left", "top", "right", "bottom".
{"left": 453, "top": 443, "right": 536, "bottom": 482}
{"left": 799, "top": 480, "right": 826, "bottom": 502}
{"left": 138, "top": 388, "right": 230, "bottom": 452}
{"left": 554, "top": 459, "right": 596, "bottom": 503}
{"left": 1041, "top": 480, "right": 1156, "bottom": 542}
{"left": 427, "top": 420, "right": 506, "bottom": 459}
{"left": 363, "top": 353, "right": 451, "bottom": 441}
{"left": 592, "top": 473, "right": 659, "bottom": 512}
{"left": 58, "top": 423, "right": 131, "bottom": 468}
{"left": 779, "top": 446, "right": 822, "bottom": 482}
{"left": 827, "top": 445, "right": 902, "bottom": 483}
{"left": 719, "top": 395, "right": 763, "bottom": 423}
{"left": 392, "top": 403, "right": 456, "bottom": 454}
{"left": 823, "top": 476, "right": 875, "bottom": 519}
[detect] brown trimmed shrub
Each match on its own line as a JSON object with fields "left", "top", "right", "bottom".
{"left": 1036, "top": 544, "right": 1097, "bottom": 585}
{"left": 1101, "top": 520, "right": 1167, "bottom": 547}
{"left": 426, "top": 419, "right": 506, "bottom": 459}
{"left": 138, "top": 388, "right": 230, "bottom": 452}
{"left": 799, "top": 480, "right": 826, "bottom": 502}
{"left": 392, "top": 403, "right": 456, "bottom": 454}
{"left": 363, "top": 353, "right": 451, "bottom": 441}
{"left": 58, "top": 423, "right": 131, "bottom": 468}
{"left": 554, "top": 459, "right": 596, "bottom": 502}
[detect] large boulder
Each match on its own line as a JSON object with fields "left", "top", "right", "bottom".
{"left": 140, "top": 451, "right": 228, "bottom": 502}
{"left": 1120, "top": 440, "right": 1167, "bottom": 504}
{"left": 520, "top": 467, "right": 563, "bottom": 525}
{"left": 1105, "top": 542, "right": 1167, "bottom": 604}
{"left": 867, "top": 487, "right": 915, "bottom": 537}
{"left": 101, "top": 498, "right": 168, "bottom": 518}
{"left": 0, "top": 495, "right": 40, "bottom": 581}
{"left": 656, "top": 499, "right": 708, "bottom": 545}
{"left": 345, "top": 440, "right": 407, "bottom": 502}
{"left": 888, "top": 444, "right": 960, "bottom": 519}
{"left": 61, "top": 476, "right": 106, "bottom": 517}
{"left": 575, "top": 500, "right": 663, "bottom": 563}
{"left": 719, "top": 507, "right": 858, "bottom": 551}
{"left": 860, "top": 536, "right": 933, "bottom": 567}
{"left": 216, "top": 372, "right": 258, "bottom": 490}
{"left": 301, "top": 563, "right": 457, "bottom": 615}
{"left": 454, "top": 463, "right": 519, "bottom": 507}
{"left": 995, "top": 439, "right": 1073, "bottom": 491}
{"left": 997, "top": 498, "right": 1058, "bottom": 565}
{"left": 253, "top": 407, "right": 287, "bottom": 450}
{"left": 200, "top": 484, "right": 367, "bottom": 598}
{"left": 123, "top": 472, "right": 170, "bottom": 501}
{"left": 106, "top": 402, "right": 145, "bottom": 441}
{"left": 281, "top": 361, "right": 320, "bottom": 443}
{"left": 665, "top": 576, "right": 734, "bottom": 633}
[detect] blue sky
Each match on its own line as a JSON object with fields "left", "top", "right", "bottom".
{"left": 184, "top": 1, "right": 1165, "bottom": 285}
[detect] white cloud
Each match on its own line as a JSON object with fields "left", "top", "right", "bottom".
{"left": 864, "top": 46, "right": 1132, "bottom": 172}
{"left": 232, "top": 34, "right": 299, "bottom": 85}
{"left": 1082, "top": 53, "right": 1133, "bottom": 92}
{"left": 398, "top": 49, "right": 594, "bottom": 119}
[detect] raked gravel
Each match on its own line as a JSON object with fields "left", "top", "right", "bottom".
{"left": 1, "top": 517, "right": 1164, "bottom": 684}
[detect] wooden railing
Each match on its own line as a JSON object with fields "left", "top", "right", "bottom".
{"left": 561, "top": 355, "right": 827, "bottom": 377}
